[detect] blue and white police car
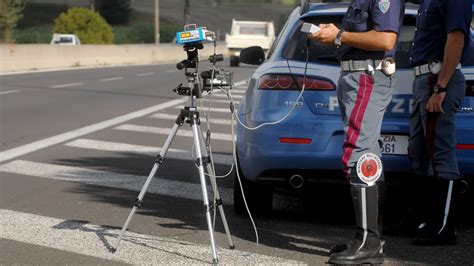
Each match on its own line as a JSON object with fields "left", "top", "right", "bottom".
{"left": 233, "top": 1, "right": 474, "bottom": 214}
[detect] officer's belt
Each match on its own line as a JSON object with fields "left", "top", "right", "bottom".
{"left": 341, "top": 60, "right": 383, "bottom": 72}
{"left": 413, "top": 63, "right": 462, "bottom": 77}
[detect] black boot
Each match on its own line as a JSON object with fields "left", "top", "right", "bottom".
{"left": 383, "top": 175, "right": 431, "bottom": 237}
{"left": 328, "top": 185, "right": 384, "bottom": 264}
{"left": 413, "top": 178, "right": 460, "bottom": 246}
{"left": 329, "top": 182, "right": 386, "bottom": 255}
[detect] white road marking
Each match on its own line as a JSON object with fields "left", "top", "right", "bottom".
{"left": 136, "top": 72, "right": 154, "bottom": 76}
{"left": 0, "top": 98, "right": 187, "bottom": 163}
{"left": 65, "top": 138, "right": 233, "bottom": 165}
{"left": 114, "top": 124, "right": 234, "bottom": 142}
{"left": 174, "top": 106, "right": 231, "bottom": 113}
{"left": 0, "top": 160, "right": 232, "bottom": 203}
{"left": 150, "top": 113, "right": 234, "bottom": 126}
{"left": 226, "top": 89, "right": 245, "bottom": 94}
{"left": 0, "top": 90, "right": 20, "bottom": 95}
{"left": 198, "top": 99, "right": 240, "bottom": 104}
{"left": 50, "top": 82, "right": 83, "bottom": 88}
{"left": 233, "top": 80, "right": 248, "bottom": 87}
{"left": 100, "top": 77, "right": 124, "bottom": 82}
{"left": 0, "top": 209, "right": 300, "bottom": 265}
{"left": 212, "top": 93, "right": 243, "bottom": 99}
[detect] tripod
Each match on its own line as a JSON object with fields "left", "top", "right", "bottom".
{"left": 112, "top": 43, "right": 234, "bottom": 264}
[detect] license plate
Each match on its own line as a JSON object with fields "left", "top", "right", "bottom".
{"left": 381, "top": 135, "right": 409, "bottom": 155}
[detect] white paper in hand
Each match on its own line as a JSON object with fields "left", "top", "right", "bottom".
{"left": 301, "top": 23, "right": 321, "bottom": 34}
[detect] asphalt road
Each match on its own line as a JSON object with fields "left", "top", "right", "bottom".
{"left": 1, "top": 63, "right": 473, "bottom": 265}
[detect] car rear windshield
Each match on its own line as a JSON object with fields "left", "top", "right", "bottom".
{"left": 238, "top": 24, "right": 267, "bottom": 35}
{"left": 59, "top": 37, "right": 73, "bottom": 43}
{"left": 283, "top": 14, "right": 474, "bottom": 68}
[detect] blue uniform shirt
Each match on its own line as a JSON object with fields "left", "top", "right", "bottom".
{"left": 410, "top": 0, "right": 472, "bottom": 66}
{"left": 336, "top": 0, "right": 405, "bottom": 61}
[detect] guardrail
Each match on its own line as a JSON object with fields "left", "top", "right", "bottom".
{"left": 0, "top": 43, "right": 228, "bottom": 73}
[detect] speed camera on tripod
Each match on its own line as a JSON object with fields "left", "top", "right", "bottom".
{"left": 113, "top": 23, "right": 235, "bottom": 263}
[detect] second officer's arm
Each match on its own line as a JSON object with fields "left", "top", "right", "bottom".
{"left": 426, "top": 31, "right": 464, "bottom": 113}
{"left": 436, "top": 31, "right": 465, "bottom": 89}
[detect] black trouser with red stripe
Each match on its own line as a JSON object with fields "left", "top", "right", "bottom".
{"left": 408, "top": 70, "right": 466, "bottom": 245}
{"left": 409, "top": 70, "right": 465, "bottom": 181}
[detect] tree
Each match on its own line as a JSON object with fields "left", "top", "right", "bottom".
{"left": 89, "top": 0, "right": 96, "bottom": 12}
{"left": 98, "top": 0, "right": 131, "bottom": 25}
{"left": 54, "top": 7, "right": 113, "bottom": 44}
{"left": 0, "top": 0, "right": 25, "bottom": 43}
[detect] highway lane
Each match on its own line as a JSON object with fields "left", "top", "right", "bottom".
{"left": 0, "top": 63, "right": 254, "bottom": 151}
{"left": 1, "top": 64, "right": 473, "bottom": 265}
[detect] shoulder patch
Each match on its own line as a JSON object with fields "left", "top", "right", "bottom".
{"left": 378, "top": 0, "right": 390, "bottom": 14}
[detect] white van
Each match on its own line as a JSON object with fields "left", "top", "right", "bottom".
{"left": 50, "top": 34, "right": 81, "bottom": 45}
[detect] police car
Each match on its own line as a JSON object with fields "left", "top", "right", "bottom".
{"left": 234, "top": 1, "right": 474, "bottom": 214}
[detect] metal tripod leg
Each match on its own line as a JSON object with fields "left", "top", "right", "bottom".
{"left": 198, "top": 128, "right": 235, "bottom": 249}
{"left": 191, "top": 117, "right": 219, "bottom": 264}
{"left": 112, "top": 116, "right": 183, "bottom": 253}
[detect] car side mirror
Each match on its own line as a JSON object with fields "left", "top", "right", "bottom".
{"left": 239, "top": 46, "right": 265, "bottom": 65}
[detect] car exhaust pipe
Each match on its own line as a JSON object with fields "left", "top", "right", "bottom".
{"left": 289, "top": 175, "right": 304, "bottom": 189}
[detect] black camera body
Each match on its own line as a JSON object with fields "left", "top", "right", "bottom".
{"left": 201, "top": 69, "right": 232, "bottom": 89}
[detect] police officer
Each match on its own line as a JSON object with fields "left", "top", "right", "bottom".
{"left": 309, "top": 0, "right": 404, "bottom": 264}
{"left": 408, "top": 0, "right": 472, "bottom": 245}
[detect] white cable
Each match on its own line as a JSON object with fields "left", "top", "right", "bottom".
{"left": 231, "top": 105, "right": 260, "bottom": 245}
{"left": 193, "top": 41, "right": 310, "bottom": 246}
{"left": 229, "top": 46, "right": 310, "bottom": 131}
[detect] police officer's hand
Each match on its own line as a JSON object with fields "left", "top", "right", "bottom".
{"left": 308, "top": 23, "right": 339, "bottom": 44}
{"left": 427, "top": 92, "right": 446, "bottom": 113}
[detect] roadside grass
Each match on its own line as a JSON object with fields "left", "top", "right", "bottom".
{"left": 14, "top": 23, "right": 181, "bottom": 44}
{"left": 13, "top": 0, "right": 298, "bottom": 44}
{"left": 112, "top": 23, "right": 181, "bottom": 44}
{"left": 14, "top": 25, "right": 53, "bottom": 44}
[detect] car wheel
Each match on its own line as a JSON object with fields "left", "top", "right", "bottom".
{"left": 233, "top": 162, "right": 273, "bottom": 216}
{"left": 230, "top": 55, "right": 240, "bottom": 67}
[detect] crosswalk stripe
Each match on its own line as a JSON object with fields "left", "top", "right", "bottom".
{"left": 0, "top": 209, "right": 300, "bottom": 265}
{"left": 65, "top": 139, "right": 233, "bottom": 165}
{"left": 150, "top": 113, "right": 234, "bottom": 126}
{"left": 212, "top": 94, "right": 243, "bottom": 99}
{"left": 174, "top": 106, "right": 231, "bottom": 114}
{"left": 0, "top": 160, "right": 233, "bottom": 203}
{"left": 226, "top": 89, "right": 245, "bottom": 94}
{"left": 233, "top": 80, "right": 248, "bottom": 87}
{"left": 114, "top": 124, "right": 235, "bottom": 141}
{"left": 0, "top": 98, "right": 187, "bottom": 163}
{"left": 198, "top": 99, "right": 240, "bottom": 104}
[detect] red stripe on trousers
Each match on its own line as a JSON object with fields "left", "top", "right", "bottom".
{"left": 425, "top": 75, "right": 439, "bottom": 175}
{"left": 342, "top": 74, "right": 375, "bottom": 175}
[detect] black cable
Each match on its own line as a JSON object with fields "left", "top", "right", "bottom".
{"left": 286, "top": 36, "right": 311, "bottom": 91}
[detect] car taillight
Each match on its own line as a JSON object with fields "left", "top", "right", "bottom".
{"left": 279, "top": 138, "right": 312, "bottom": 144}
{"left": 466, "top": 80, "right": 474, "bottom": 97}
{"left": 456, "top": 144, "right": 474, "bottom": 150}
{"left": 258, "top": 74, "right": 335, "bottom": 91}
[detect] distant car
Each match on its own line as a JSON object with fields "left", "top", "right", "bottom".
{"left": 225, "top": 19, "right": 275, "bottom": 67}
{"left": 50, "top": 33, "right": 81, "bottom": 45}
{"left": 234, "top": 2, "right": 474, "bottom": 215}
